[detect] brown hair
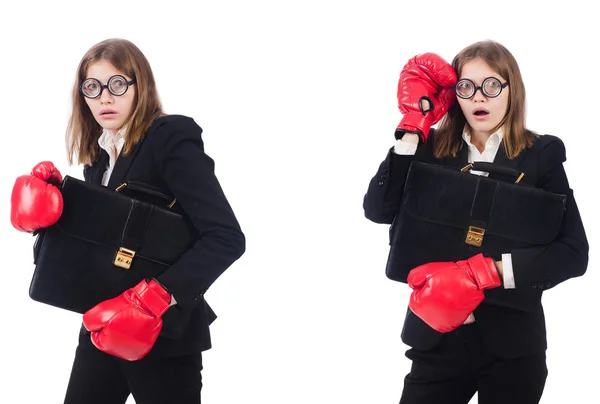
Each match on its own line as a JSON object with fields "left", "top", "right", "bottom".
{"left": 434, "top": 40, "right": 536, "bottom": 159}
{"left": 66, "top": 38, "right": 165, "bottom": 165}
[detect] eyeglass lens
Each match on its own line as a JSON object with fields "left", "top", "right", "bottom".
{"left": 456, "top": 77, "right": 504, "bottom": 99}
{"left": 81, "top": 75, "right": 133, "bottom": 98}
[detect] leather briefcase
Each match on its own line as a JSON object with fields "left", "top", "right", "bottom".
{"left": 385, "top": 161, "right": 567, "bottom": 283}
{"left": 29, "top": 175, "right": 197, "bottom": 314}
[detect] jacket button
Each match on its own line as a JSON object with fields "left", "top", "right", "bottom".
{"left": 378, "top": 181, "right": 384, "bottom": 186}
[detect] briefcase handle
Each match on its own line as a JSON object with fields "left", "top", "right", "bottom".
{"left": 115, "top": 181, "right": 177, "bottom": 209}
{"left": 461, "top": 162, "right": 525, "bottom": 184}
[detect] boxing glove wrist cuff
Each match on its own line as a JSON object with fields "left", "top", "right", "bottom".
{"left": 397, "top": 114, "right": 431, "bottom": 143}
{"left": 133, "top": 279, "right": 171, "bottom": 317}
{"left": 467, "top": 254, "right": 502, "bottom": 290}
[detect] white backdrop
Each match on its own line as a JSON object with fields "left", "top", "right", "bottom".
{"left": 0, "top": 1, "right": 597, "bottom": 403}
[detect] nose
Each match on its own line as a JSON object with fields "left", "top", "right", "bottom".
{"left": 99, "top": 87, "right": 114, "bottom": 104}
{"left": 471, "top": 87, "right": 486, "bottom": 102}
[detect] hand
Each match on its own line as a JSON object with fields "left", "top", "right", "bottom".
{"left": 400, "top": 133, "right": 420, "bottom": 145}
{"left": 407, "top": 253, "right": 501, "bottom": 333}
{"left": 10, "top": 161, "right": 64, "bottom": 232}
{"left": 396, "top": 53, "right": 457, "bottom": 143}
{"left": 83, "top": 279, "right": 172, "bottom": 361}
{"left": 495, "top": 260, "right": 504, "bottom": 277}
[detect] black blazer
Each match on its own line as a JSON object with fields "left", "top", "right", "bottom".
{"left": 363, "top": 131, "right": 589, "bottom": 358}
{"left": 79, "top": 115, "right": 245, "bottom": 358}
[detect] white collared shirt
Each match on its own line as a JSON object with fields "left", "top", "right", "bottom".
{"left": 393, "top": 130, "right": 516, "bottom": 290}
{"left": 462, "top": 128, "right": 503, "bottom": 175}
{"left": 97, "top": 128, "right": 126, "bottom": 187}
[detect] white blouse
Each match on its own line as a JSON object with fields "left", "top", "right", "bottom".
{"left": 97, "top": 128, "right": 126, "bottom": 187}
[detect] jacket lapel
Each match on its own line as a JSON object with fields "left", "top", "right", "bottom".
{"left": 492, "top": 143, "right": 519, "bottom": 168}
{"left": 106, "top": 135, "right": 148, "bottom": 190}
{"left": 489, "top": 142, "right": 522, "bottom": 182}
{"left": 442, "top": 141, "right": 469, "bottom": 168}
{"left": 106, "top": 148, "right": 133, "bottom": 190}
{"left": 87, "top": 151, "right": 109, "bottom": 185}
{"left": 106, "top": 142, "right": 141, "bottom": 190}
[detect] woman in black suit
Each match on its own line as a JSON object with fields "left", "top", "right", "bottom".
{"left": 363, "top": 40, "right": 588, "bottom": 404}
{"left": 50, "top": 38, "right": 246, "bottom": 404}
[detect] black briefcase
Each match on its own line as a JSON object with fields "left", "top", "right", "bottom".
{"left": 385, "top": 161, "right": 567, "bottom": 283}
{"left": 29, "top": 176, "right": 197, "bottom": 314}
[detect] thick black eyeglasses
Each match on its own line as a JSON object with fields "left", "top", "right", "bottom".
{"left": 455, "top": 77, "right": 509, "bottom": 99}
{"left": 80, "top": 75, "right": 136, "bottom": 99}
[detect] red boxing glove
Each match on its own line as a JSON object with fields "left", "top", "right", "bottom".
{"left": 31, "top": 161, "right": 63, "bottom": 186}
{"left": 83, "top": 279, "right": 171, "bottom": 361}
{"left": 407, "top": 254, "right": 501, "bottom": 333}
{"left": 396, "top": 53, "right": 457, "bottom": 143}
{"left": 10, "top": 161, "right": 64, "bottom": 232}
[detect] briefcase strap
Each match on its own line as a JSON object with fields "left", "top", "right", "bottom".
{"left": 461, "top": 162, "right": 525, "bottom": 184}
{"left": 120, "top": 201, "right": 154, "bottom": 253}
{"left": 466, "top": 179, "right": 499, "bottom": 247}
{"left": 115, "top": 182, "right": 177, "bottom": 209}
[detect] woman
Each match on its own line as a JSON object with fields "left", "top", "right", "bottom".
{"left": 363, "top": 40, "right": 588, "bottom": 404}
{"left": 11, "top": 38, "right": 245, "bottom": 404}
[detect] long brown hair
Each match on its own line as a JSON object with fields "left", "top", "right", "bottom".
{"left": 66, "top": 38, "right": 165, "bottom": 165}
{"left": 434, "top": 40, "right": 536, "bottom": 159}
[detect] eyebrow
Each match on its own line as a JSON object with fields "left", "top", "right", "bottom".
{"left": 84, "top": 74, "right": 131, "bottom": 81}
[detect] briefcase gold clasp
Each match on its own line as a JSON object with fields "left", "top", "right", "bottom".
{"left": 461, "top": 163, "right": 473, "bottom": 173}
{"left": 465, "top": 226, "right": 485, "bottom": 247}
{"left": 114, "top": 247, "right": 136, "bottom": 269}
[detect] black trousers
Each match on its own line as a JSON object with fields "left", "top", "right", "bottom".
{"left": 63, "top": 346, "right": 203, "bottom": 404}
{"left": 399, "top": 323, "right": 547, "bottom": 404}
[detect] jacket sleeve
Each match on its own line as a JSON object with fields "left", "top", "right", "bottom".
{"left": 150, "top": 117, "right": 245, "bottom": 336}
{"left": 510, "top": 137, "right": 588, "bottom": 291}
{"left": 363, "top": 135, "right": 435, "bottom": 224}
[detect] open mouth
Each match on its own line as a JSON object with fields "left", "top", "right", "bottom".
{"left": 473, "top": 110, "right": 489, "bottom": 116}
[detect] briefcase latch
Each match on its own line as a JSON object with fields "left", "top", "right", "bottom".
{"left": 114, "top": 247, "right": 136, "bottom": 270}
{"left": 465, "top": 226, "right": 485, "bottom": 247}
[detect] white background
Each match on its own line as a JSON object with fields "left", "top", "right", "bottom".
{"left": 0, "top": 1, "right": 597, "bottom": 403}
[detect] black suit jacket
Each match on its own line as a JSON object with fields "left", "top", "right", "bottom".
{"left": 363, "top": 131, "right": 589, "bottom": 358}
{"left": 79, "top": 115, "right": 245, "bottom": 358}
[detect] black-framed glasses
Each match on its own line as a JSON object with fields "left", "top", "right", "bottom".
{"left": 80, "top": 75, "right": 136, "bottom": 99}
{"left": 455, "top": 77, "right": 509, "bottom": 99}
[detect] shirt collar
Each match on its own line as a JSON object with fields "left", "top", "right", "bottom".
{"left": 462, "top": 126, "right": 504, "bottom": 149}
{"left": 98, "top": 127, "right": 127, "bottom": 151}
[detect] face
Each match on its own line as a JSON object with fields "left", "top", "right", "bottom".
{"left": 456, "top": 58, "right": 509, "bottom": 139}
{"left": 83, "top": 59, "right": 136, "bottom": 136}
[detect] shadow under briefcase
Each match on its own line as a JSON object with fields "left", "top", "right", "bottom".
{"left": 385, "top": 161, "right": 567, "bottom": 283}
{"left": 29, "top": 176, "right": 197, "bottom": 314}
